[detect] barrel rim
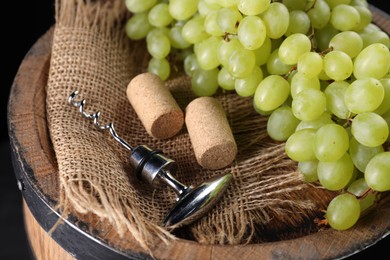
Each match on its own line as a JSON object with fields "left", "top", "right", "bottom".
{"left": 7, "top": 5, "right": 390, "bottom": 259}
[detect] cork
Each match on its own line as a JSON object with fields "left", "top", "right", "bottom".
{"left": 127, "top": 73, "right": 184, "bottom": 139}
{"left": 185, "top": 97, "right": 237, "bottom": 170}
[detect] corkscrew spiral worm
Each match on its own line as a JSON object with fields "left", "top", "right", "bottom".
{"left": 67, "top": 90, "right": 134, "bottom": 151}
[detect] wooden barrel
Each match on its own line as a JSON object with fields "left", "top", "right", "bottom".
{"left": 8, "top": 6, "right": 390, "bottom": 260}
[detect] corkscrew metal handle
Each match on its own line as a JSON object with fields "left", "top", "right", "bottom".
{"left": 67, "top": 90, "right": 232, "bottom": 228}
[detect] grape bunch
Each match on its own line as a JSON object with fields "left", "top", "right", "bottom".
{"left": 125, "top": 0, "right": 390, "bottom": 231}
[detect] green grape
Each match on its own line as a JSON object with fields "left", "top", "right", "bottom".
{"left": 125, "top": 0, "right": 157, "bottom": 13}
{"left": 266, "top": 48, "right": 294, "bottom": 76}
{"left": 148, "top": 58, "right": 170, "bottom": 81}
{"left": 359, "top": 30, "right": 390, "bottom": 49}
{"left": 344, "top": 78, "right": 384, "bottom": 114}
{"left": 383, "top": 109, "right": 390, "bottom": 142}
{"left": 254, "top": 75, "right": 290, "bottom": 112}
{"left": 228, "top": 48, "right": 256, "bottom": 78}
{"left": 217, "top": 7, "right": 243, "bottom": 34}
{"left": 237, "top": 15, "right": 267, "bottom": 50}
{"left": 235, "top": 66, "right": 263, "bottom": 97}
{"left": 314, "top": 23, "right": 339, "bottom": 51}
{"left": 330, "top": 4, "right": 360, "bottom": 31}
{"left": 314, "top": 123, "right": 349, "bottom": 162}
{"left": 290, "top": 72, "right": 321, "bottom": 99}
{"left": 182, "top": 16, "right": 209, "bottom": 44}
{"left": 326, "top": 193, "right": 360, "bottom": 230}
{"left": 351, "top": 112, "right": 389, "bottom": 147}
{"left": 350, "top": 0, "right": 368, "bottom": 7}
{"left": 360, "top": 22, "right": 381, "bottom": 33}
{"left": 267, "top": 106, "right": 300, "bottom": 141}
{"left": 125, "top": 13, "right": 152, "bottom": 40}
{"left": 278, "top": 33, "right": 312, "bottom": 65}
{"left": 365, "top": 152, "right": 390, "bottom": 192}
{"left": 194, "top": 36, "right": 221, "bottom": 70}
{"left": 292, "top": 88, "right": 326, "bottom": 121}
{"left": 169, "top": 24, "right": 192, "bottom": 49}
{"left": 146, "top": 29, "right": 171, "bottom": 59}
{"left": 359, "top": 192, "right": 376, "bottom": 212}
{"left": 238, "top": 0, "right": 270, "bottom": 15}
{"left": 329, "top": 31, "right": 363, "bottom": 58}
{"left": 253, "top": 37, "right": 272, "bottom": 66}
{"left": 349, "top": 136, "right": 384, "bottom": 173}
{"left": 261, "top": 2, "right": 290, "bottom": 39}
{"left": 218, "top": 37, "right": 243, "bottom": 67}
{"left": 253, "top": 99, "right": 274, "bottom": 116}
{"left": 191, "top": 68, "right": 219, "bottom": 96}
{"left": 324, "top": 81, "right": 350, "bottom": 119}
{"left": 323, "top": 50, "right": 353, "bottom": 81}
{"left": 204, "top": 11, "right": 225, "bottom": 36}
{"left": 169, "top": 0, "right": 200, "bottom": 21}
{"left": 282, "top": 0, "right": 307, "bottom": 11}
{"left": 318, "top": 153, "right": 354, "bottom": 190}
{"left": 218, "top": 66, "right": 236, "bottom": 91}
{"left": 148, "top": 3, "right": 173, "bottom": 27}
{"left": 285, "top": 128, "right": 317, "bottom": 162}
{"left": 297, "top": 52, "right": 323, "bottom": 79}
{"left": 203, "top": 0, "right": 222, "bottom": 6}
{"left": 353, "top": 43, "right": 390, "bottom": 80}
{"left": 218, "top": 0, "right": 237, "bottom": 7}
{"left": 318, "top": 69, "right": 332, "bottom": 81}
{"left": 347, "top": 177, "right": 374, "bottom": 211}
{"left": 184, "top": 53, "right": 199, "bottom": 77}
{"left": 325, "top": 0, "right": 351, "bottom": 9}
{"left": 198, "top": 0, "right": 220, "bottom": 17}
{"left": 295, "top": 111, "right": 334, "bottom": 131}
{"left": 285, "top": 10, "right": 311, "bottom": 36}
{"left": 307, "top": 0, "right": 331, "bottom": 29}
{"left": 353, "top": 6, "right": 372, "bottom": 31}
{"left": 374, "top": 78, "right": 390, "bottom": 115}
{"left": 298, "top": 161, "right": 319, "bottom": 182}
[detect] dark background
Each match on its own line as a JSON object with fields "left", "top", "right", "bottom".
{"left": 1, "top": 1, "right": 389, "bottom": 259}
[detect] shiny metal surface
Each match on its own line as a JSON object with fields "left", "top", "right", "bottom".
{"left": 68, "top": 91, "right": 232, "bottom": 228}
{"left": 163, "top": 173, "right": 232, "bottom": 227}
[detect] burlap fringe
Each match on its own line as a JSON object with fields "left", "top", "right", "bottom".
{"left": 49, "top": 0, "right": 175, "bottom": 252}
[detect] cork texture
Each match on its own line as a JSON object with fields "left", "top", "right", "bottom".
{"left": 127, "top": 73, "right": 184, "bottom": 139}
{"left": 185, "top": 97, "right": 237, "bottom": 169}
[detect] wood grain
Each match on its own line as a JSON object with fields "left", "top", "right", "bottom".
{"left": 8, "top": 7, "right": 390, "bottom": 260}
{"left": 23, "top": 201, "right": 75, "bottom": 260}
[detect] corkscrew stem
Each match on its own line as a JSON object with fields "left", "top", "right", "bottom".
{"left": 67, "top": 90, "right": 232, "bottom": 228}
{"left": 67, "top": 90, "right": 134, "bottom": 152}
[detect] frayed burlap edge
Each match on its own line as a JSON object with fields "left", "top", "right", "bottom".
{"left": 47, "top": 0, "right": 175, "bottom": 252}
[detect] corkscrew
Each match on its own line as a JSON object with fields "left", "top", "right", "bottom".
{"left": 67, "top": 90, "right": 232, "bottom": 227}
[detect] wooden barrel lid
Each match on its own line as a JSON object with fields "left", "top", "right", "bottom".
{"left": 8, "top": 5, "right": 390, "bottom": 260}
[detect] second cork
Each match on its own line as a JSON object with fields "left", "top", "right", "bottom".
{"left": 185, "top": 97, "right": 237, "bottom": 170}
{"left": 127, "top": 73, "right": 184, "bottom": 139}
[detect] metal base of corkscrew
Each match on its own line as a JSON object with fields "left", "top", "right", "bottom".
{"left": 68, "top": 91, "right": 232, "bottom": 227}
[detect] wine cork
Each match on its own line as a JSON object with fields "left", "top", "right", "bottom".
{"left": 127, "top": 72, "right": 184, "bottom": 139}
{"left": 185, "top": 97, "right": 237, "bottom": 170}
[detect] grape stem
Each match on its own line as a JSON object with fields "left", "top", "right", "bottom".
{"left": 308, "top": 26, "right": 316, "bottom": 51}
{"left": 319, "top": 46, "right": 334, "bottom": 57}
{"left": 346, "top": 188, "right": 378, "bottom": 201}
{"left": 314, "top": 214, "right": 328, "bottom": 228}
{"left": 283, "top": 65, "right": 297, "bottom": 79}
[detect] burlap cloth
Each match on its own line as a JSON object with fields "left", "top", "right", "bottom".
{"left": 46, "top": 0, "right": 335, "bottom": 251}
